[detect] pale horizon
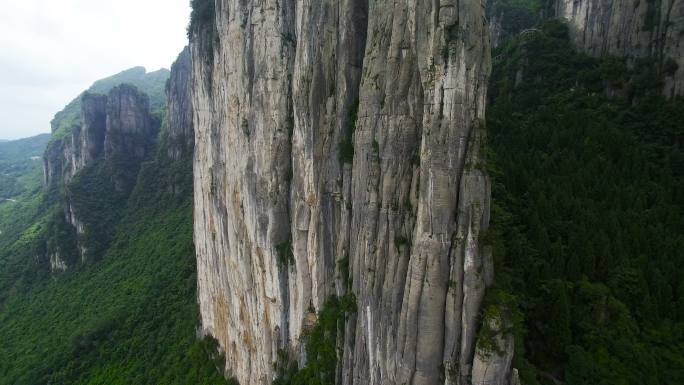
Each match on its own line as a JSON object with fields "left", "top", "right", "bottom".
{"left": 0, "top": 0, "right": 191, "bottom": 140}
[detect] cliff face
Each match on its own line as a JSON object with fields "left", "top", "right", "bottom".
{"left": 190, "top": 1, "right": 506, "bottom": 385}
{"left": 165, "top": 48, "right": 194, "bottom": 160}
{"left": 42, "top": 84, "right": 156, "bottom": 268}
{"left": 553, "top": 0, "right": 684, "bottom": 97}
{"left": 44, "top": 85, "right": 154, "bottom": 188}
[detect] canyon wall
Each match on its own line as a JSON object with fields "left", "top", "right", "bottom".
{"left": 190, "top": 1, "right": 510, "bottom": 384}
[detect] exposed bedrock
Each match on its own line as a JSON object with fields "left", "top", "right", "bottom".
{"left": 190, "top": 1, "right": 507, "bottom": 384}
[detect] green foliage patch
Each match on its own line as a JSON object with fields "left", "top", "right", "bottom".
{"left": 273, "top": 294, "right": 356, "bottom": 385}
{"left": 0, "top": 141, "right": 228, "bottom": 384}
{"left": 486, "top": 20, "right": 684, "bottom": 385}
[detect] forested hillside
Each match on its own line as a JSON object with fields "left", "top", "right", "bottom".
{"left": 0, "top": 146, "right": 229, "bottom": 384}
{"left": 0, "top": 58, "right": 229, "bottom": 384}
{"left": 0, "top": 134, "right": 49, "bottom": 199}
{"left": 485, "top": 20, "right": 684, "bottom": 385}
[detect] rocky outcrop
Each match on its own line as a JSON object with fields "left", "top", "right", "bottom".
{"left": 44, "top": 85, "right": 154, "bottom": 188}
{"left": 190, "top": 1, "right": 506, "bottom": 384}
{"left": 104, "top": 84, "right": 154, "bottom": 160}
{"left": 42, "top": 84, "right": 156, "bottom": 269}
{"left": 553, "top": 0, "right": 684, "bottom": 97}
{"left": 165, "top": 47, "right": 194, "bottom": 160}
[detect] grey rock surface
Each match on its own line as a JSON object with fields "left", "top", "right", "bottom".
{"left": 553, "top": 0, "right": 684, "bottom": 97}
{"left": 165, "top": 47, "right": 194, "bottom": 160}
{"left": 471, "top": 317, "right": 515, "bottom": 385}
{"left": 190, "top": 1, "right": 507, "bottom": 384}
{"left": 105, "top": 84, "right": 154, "bottom": 160}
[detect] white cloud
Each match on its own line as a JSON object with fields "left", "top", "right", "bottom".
{"left": 0, "top": 0, "right": 191, "bottom": 139}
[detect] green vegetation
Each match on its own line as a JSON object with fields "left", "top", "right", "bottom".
{"left": 339, "top": 100, "right": 359, "bottom": 164}
{"left": 0, "top": 135, "right": 52, "bottom": 303}
{"left": 0, "top": 71, "right": 224, "bottom": 384}
{"left": 476, "top": 289, "right": 523, "bottom": 358}
{"left": 486, "top": 20, "right": 684, "bottom": 385}
{"left": 0, "top": 144, "right": 231, "bottom": 384}
{"left": 64, "top": 157, "right": 141, "bottom": 262}
{"left": 487, "top": 0, "right": 543, "bottom": 39}
{"left": 394, "top": 235, "right": 410, "bottom": 249}
{"left": 276, "top": 240, "right": 295, "bottom": 267}
{"left": 0, "top": 134, "right": 49, "bottom": 199}
{"left": 188, "top": 0, "right": 216, "bottom": 37}
{"left": 273, "top": 294, "right": 356, "bottom": 385}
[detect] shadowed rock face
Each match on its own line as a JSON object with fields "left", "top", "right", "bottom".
{"left": 165, "top": 47, "right": 194, "bottom": 160}
{"left": 553, "top": 0, "right": 684, "bottom": 97}
{"left": 105, "top": 84, "right": 154, "bottom": 160}
{"left": 80, "top": 93, "right": 108, "bottom": 165}
{"left": 189, "top": 1, "right": 504, "bottom": 384}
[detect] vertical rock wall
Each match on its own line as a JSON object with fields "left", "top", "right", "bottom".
{"left": 104, "top": 84, "right": 154, "bottom": 160}
{"left": 166, "top": 47, "right": 195, "bottom": 160}
{"left": 191, "top": 1, "right": 502, "bottom": 384}
{"left": 42, "top": 84, "right": 156, "bottom": 269}
{"left": 553, "top": 0, "right": 684, "bottom": 97}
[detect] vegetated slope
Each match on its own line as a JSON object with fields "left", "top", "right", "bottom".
{"left": 0, "top": 151, "right": 229, "bottom": 385}
{"left": 0, "top": 133, "right": 50, "bottom": 199}
{"left": 0, "top": 134, "right": 52, "bottom": 302}
{"left": 0, "top": 55, "right": 228, "bottom": 384}
{"left": 487, "top": 0, "right": 543, "bottom": 47}
{"left": 486, "top": 21, "right": 684, "bottom": 385}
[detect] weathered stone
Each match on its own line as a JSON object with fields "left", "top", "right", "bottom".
{"left": 105, "top": 84, "right": 154, "bottom": 160}
{"left": 471, "top": 317, "right": 515, "bottom": 385}
{"left": 165, "top": 47, "right": 194, "bottom": 160}
{"left": 190, "top": 1, "right": 506, "bottom": 384}
{"left": 42, "top": 83, "right": 157, "bottom": 270}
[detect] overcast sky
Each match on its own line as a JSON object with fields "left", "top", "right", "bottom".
{"left": 0, "top": 0, "right": 191, "bottom": 140}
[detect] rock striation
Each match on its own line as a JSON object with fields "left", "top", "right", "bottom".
{"left": 553, "top": 0, "right": 684, "bottom": 97}
{"left": 190, "top": 1, "right": 510, "bottom": 385}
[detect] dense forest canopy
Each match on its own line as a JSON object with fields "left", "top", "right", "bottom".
{"left": 485, "top": 20, "right": 684, "bottom": 385}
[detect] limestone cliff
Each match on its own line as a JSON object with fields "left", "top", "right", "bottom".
{"left": 104, "top": 84, "right": 155, "bottom": 161}
{"left": 553, "top": 0, "right": 684, "bottom": 97}
{"left": 42, "top": 84, "right": 156, "bottom": 268}
{"left": 190, "top": 1, "right": 505, "bottom": 384}
{"left": 165, "top": 47, "right": 194, "bottom": 160}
